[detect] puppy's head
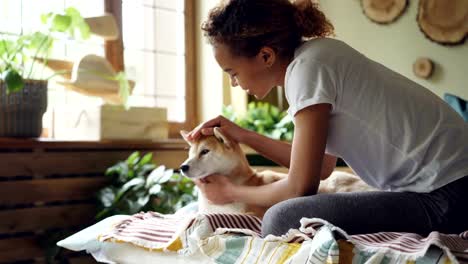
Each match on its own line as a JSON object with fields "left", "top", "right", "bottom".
{"left": 179, "top": 127, "right": 246, "bottom": 180}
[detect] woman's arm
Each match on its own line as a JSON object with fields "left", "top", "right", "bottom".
{"left": 188, "top": 114, "right": 336, "bottom": 179}
{"left": 187, "top": 114, "right": 293, "bottom": 167}
{"left": 242, "top": 129, "right": 336, "bottom": 179}
{"left": 241, "top": 130, "right": 292, "bottom": 168}
{"left": 201, "top": 103, "right": 332, "bottom": 207}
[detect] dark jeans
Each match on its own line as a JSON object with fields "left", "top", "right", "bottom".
{"left": 261, "top": 176, "right": 468, "bottom": 237}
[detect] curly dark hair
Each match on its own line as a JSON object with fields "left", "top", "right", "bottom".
{"left": 202, "top": 0, "right": 334, "bottom": 59}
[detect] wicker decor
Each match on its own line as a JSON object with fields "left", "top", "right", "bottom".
{"left": 0, "top": 80, "right": 47, "bottom": 137}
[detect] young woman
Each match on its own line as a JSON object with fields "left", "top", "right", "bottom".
{"left": 186, "top": 0, "right": 468, "bottom": 236}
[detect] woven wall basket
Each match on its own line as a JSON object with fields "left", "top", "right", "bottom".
{"left": 0, "top": 80, "right": 48, "bottom": 137}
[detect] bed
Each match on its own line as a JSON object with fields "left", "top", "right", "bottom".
{"left": 58, "top": 207, "right": 468, "bottom": 264}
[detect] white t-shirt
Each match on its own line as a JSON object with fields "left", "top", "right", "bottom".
{"left": 285, "top": 38, "right": 468, "bottom": 192}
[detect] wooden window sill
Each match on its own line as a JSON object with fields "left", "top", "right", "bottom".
{"left": 0, "top": 138, "right": 188, "bottom": 150}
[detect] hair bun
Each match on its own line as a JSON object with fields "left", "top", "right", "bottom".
{"left": 293, "top": 0, "right": 334, "bottom": 39}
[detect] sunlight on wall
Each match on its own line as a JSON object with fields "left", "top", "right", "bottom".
{"left": 196, "top": 0, "right": 225, "bottom": 123}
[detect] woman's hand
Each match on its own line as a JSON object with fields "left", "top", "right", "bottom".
{"left": 194, "top": 174, "right": 236, "bottom": 205}
{"left": 187, "top": 115, "right": 247, "bottom": 143}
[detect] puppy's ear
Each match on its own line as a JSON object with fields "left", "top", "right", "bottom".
{"left": 213, "top": 127, "right": 232, "bottom": 149}
{"left": 180, "top": 130, "right": 193, "bottom": 146}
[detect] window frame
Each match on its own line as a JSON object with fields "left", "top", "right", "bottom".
{"left": 105, "top": 0, "right": 197, "bottom": 138}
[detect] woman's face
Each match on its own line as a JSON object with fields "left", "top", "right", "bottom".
{"left": 213, "top": 43, "right": 277, "bottom": 99}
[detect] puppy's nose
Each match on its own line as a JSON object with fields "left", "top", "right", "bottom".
{"left": 180, "top": 165, "right": 190, "bottom": 172}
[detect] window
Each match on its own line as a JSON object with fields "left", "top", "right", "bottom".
{"left": 0, "top": 0, "right": 196, "bottom": 139}
{"left": 113, "top": 0, "right": 196, "bottom": 137}
{"left": 0, "top": 0, "right": 106, "bottom": 137}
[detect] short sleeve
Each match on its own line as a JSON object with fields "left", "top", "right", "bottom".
{"left": 285, "top": 58, "right": 337, "bottom": 117}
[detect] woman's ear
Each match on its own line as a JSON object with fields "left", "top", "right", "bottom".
{"left": 259, "top": 47, "right": 276, "bottom": 67}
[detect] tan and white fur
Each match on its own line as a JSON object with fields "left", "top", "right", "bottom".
{"left": 179, "top": 127, "right": 376, "bottom": 218}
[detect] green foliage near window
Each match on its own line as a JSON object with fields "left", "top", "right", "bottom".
{"left": 0, "top": 7, "right": 87, "bottom": 93}
{"left": 96, "top": 151, "right": 198, "bottom": 220}
{"left": 223, "top": 102, "right": 294, "bottom": 141}
{"left": 0, "top": 7, "right": 130, "bottom": 106}
{"left": 41, "top": 7, "right": 91, "bottom": 39}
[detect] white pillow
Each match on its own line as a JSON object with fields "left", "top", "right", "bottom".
{"left": 57, "top": 212, "right": 213, "bottom": 264}
{"left": 57, "top": 215, "right": 131, "bottom": 252}
{"left": 96, "top": 242, "right": 212, "bottom": 264}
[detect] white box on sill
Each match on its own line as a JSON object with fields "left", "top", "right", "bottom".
{"left": 53, "top": 105, "right": 168, "bottom": 140}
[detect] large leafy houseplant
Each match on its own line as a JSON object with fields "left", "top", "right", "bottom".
{"left": 0, "top": 8, "right": 89, "bottom": 138}
{"left": 0, "top": 7, "right": 90, "bottom": 93}
{"left": 96, "top": 151, "right": 198, "bottom": 220}
{"left": 223, "top": 102, "right": 294, "bottom": 141}
{"left": 0, "top": 7, "right": 130, "bottom": 137}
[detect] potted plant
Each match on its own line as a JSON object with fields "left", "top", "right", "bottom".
{"left": 223, "top": 101, "right": 294, "bottom": 141}
{"left": 0, "top": 8, "right": 130, "bottom": 138}
{"left": 96, "top": 151, "right": 198, "bottom": 220}
{"left": 223, "top": 102, "right": 294, "bottom": 166}
{"left": 0, "top": 8, "right": 89, "bottom": 137}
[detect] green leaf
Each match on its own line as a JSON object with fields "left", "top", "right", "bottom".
{"left": 115, "top": 72, "right": 130, "bottom": 109}
{"left": 222, "top": 105, "right": 237, "bottom": 121}
{"left": 126, "top": 151, "right": 140, "bottom": 166}
{"left": 137, "top": 195, "right": 150, "bottom": 207}
{"left": 98, "top": 187, "right": 116, "bottom": 207}
{"left": 275, "top": 114, "right": 293, "bottom": 128}
{"left": 269, "top": 105, "right": 280, "bottom": 117}
{"left": 41, "top": 13, "right": 52, "bottom": 24}
{"left": 23, "top": 32, "right": 53, "bottom": 62}
{"left": 158, "top": 169, "right": 174, "bottom": 184}
{"left": 126, "top": 199, "right": 143, "bottom": 214}
{"left": 3, "top": 69, "right": 24, "bottom": 93}
{"left": 146, "top": 165, "right": 166, "bottom": 187}
{"left": 270, "top": 129, "right": 283, "bottom": 140}
{"left": 284, "top": 131, "right": 294, "bottom": 141}
{"left": 137, "top": 164, "right": 156, "bottom": 178}
{"left": 52, "top": 14, "right": 72, "bottom": 32}
{"left": 148, "top": 184, "right": 162, "bottom": 195}
{"left": 114, "top": 177, "right": 145, "bottom": 202}
{"left": 65, "top": 7, "right": 90, "bottom": 40}
{"left": 139, "top": 152, "right": 153, "bottom": 166}
{"left": 127, "top": 170, "right": 135, "bottom": 179}
{"left": 105, "top": 162, "right": 124, "bottom": 176}
{"left": 0, "top": 39, "right": 14, "bottom": 58}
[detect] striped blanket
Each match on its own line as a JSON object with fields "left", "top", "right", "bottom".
{"left": 99, "top": 211, "right": 468, "bottom": 263}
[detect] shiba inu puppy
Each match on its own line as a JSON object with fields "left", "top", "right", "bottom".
{"left": 179, "top": 127, "right": 375, "bottom": 218}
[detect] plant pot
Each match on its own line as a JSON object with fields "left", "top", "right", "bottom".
{"left": 0, "top": 80, "right": 48, "bottom": 137}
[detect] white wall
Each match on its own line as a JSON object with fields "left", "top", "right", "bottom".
{"left": 319, "top": 0, "right": 468, "bottom": 99}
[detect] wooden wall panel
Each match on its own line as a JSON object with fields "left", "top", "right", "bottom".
{"left": 0, "top": 139, "right": 188, "bottom": 262}
{"left": 0, "top": 237, "right": 44, "bottom": 262}
{"left": 0, "top": 178, "right": 107, "bottom": 205}
{"left": 0, "top": 151, "right": 139, "bottom": 177}
{"left": 0, "top": 150, "right": 186, "bottom": 177}
{"left": 0, "top": 237, "right": 96, "bottom": 263}
{"left": 0, "top": 204, "right": 96, "bottom": 234}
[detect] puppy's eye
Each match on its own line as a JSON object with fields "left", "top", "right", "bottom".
{"left": 200, "top": 149, "right": 210, "bottom": 156}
